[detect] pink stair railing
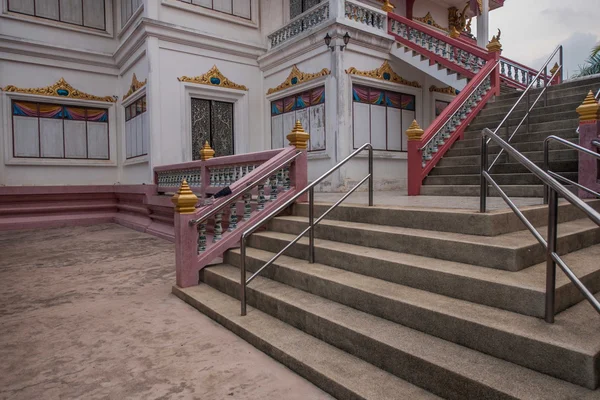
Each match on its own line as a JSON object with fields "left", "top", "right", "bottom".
{"left": 499, "top": 56, "right": 555, "bottom": 90}
{"left": 165, "top": 145, "right": 308, "bottom": 288}
{"left": 387, "top": 13, "right": 501, "bottom": 195}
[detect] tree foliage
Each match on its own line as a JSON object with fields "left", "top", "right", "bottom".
{"left": 573, "top": 43, "right": 600, "bottom": 78}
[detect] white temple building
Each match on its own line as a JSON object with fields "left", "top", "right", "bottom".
{"left": 0, "top": 0, "right": 505, "bottom": 191}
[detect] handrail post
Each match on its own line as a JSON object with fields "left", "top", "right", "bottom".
{"left": 241, "top": 236, "right": 247, "bottom": 316}
{"left": 543, "top": 139, "right": 550, "bottom": 205}
{"left": 526, "top": 87, "right": 530, "bottom": 133}
{"left": 309, "top": 187, "right": 315, "bottom": 263}
{"left": 368, "top": 145, "right": 374, "bottom": 206}
{"left": 480, "top": 134, "right": 488, "bottom": 213}
{"left": 545, "top": 188, "right": 558, "bottom": 323}
{"left": 544, "top": 65, "right": 548, "bottom": 107}
{"left": 559, "top": 46, "right": 564, "bottom": 84}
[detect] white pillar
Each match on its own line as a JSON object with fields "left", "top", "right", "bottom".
{"left": 477, "top": 0, "right": 490, "bottom": 48}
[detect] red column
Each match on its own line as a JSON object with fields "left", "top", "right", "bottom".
{"left": 576, "top": 92, "right": 600, "bottom": 198}
{"left": 406, "top": 120, "right": 424, "bottom": 196}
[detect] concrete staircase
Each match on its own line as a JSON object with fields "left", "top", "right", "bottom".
{"left": 421, "top": 76, "right": 600, "bottom": 197}
{"left": 390, "top": 43, "right": 468, "bottom": 91}
{"left": 174, "top": 201, "right": 600, "bottom": 399}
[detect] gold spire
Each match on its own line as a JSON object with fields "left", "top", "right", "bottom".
{"left": 200, "top": 141, "right": 215, "bottom": 160}
{"left": 286, "top": 120, "right": 310, "bottom": 150}
{"left": 576, "top": 91, "right": 600, "bottom": 122}
{"left": 381, "top": 0, "right": 395, "bottom": 12}
{"left": 171, "top": 180, "right": 199, "bottom": 214}
{"left": 406, "top": 120, "right": 424, "bottom": 141}
{"left": 550, "top": 63, "right": 560, "bottom": 77}
{"left": 449, "top": 25, "right": 461, "bottom": 39}
{"left": 486, "top": 29, "right": 502, "bottom": 52}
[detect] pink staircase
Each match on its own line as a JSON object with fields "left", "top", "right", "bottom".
{"left": 387, "top": 13, "right": 554, "bottom": 195}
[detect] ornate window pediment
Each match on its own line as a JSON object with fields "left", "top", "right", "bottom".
{"left": 2, "top": 78, "right": 117, "bottom": 102}
{"left": 267, "top": 66, "right": 330, "bottom": 95}
{"left": 178, "top": 66, "right": 248, "bottom": 91}
{"left": 345, "top": 61, "right": 421, "bottom": 88}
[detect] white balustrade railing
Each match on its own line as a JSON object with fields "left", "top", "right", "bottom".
{"left": 344, "top": 0, "right": 386, "bottom": 32}
{"left": 500, "top": 58, "right": 547, "bottom": 89}
{"left": 388, "top": 14, "right": 490, "bottom": 77}
{"left": 268, "top": 1, "right": 330, "bottom": 48}
{"left": 156, "top": 169, "right": 202, "bottom": 189}
{"left": 420, "top": 77, "right": 492, "bottom": 167}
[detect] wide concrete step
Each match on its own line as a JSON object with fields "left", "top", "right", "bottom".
{"left": 268, "top": 216, "right": 600, "bottom": 271}
{"left": 447, "top": 138, "right": 578, "bottom": 157}
{"left": 172, "top": 283, "right": 439, "bottom": 400}
{"left": 292, "top": 201, "right": 598, "bottom": 236}
{"left": 471, "top": 108, "right": 578, "bottom": 128}
{"left": 420, "top": 184, "right": 545, "bottom": 197}
{"left": 207, "top": 261, "right": 600, "bottom": 391}
{"left": 429, "top": 160, "right": 578, "bottom": 176}
{"left": 452, "top": 129, "right": 578, "bottom": 149}
{"left": 485, "top": 91, "right": 595, "bottom": 114}
{"left": 495, "top": 77, "right": 600, "bottom": 103}
{"left": 465, "top": 116, "right": 579, "bottom": 135}
{"left": 478, "top": 100, "right": 583, "bottom": 119}
{"left": 243, "top": 232, "right": 600, "bottom": 317}
{"left": 423, "top": 172, "right": 577, "bottom": 186}
{"left": 437, "top": 149, "right": 577, "bottom": 167}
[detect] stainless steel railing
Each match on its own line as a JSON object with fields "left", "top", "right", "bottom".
{"left": 480, "top": 128, "right": 600, "bottom": 323}
{"left": 488, "top": 45, "right": 563, "bottom": 170}
{"left": 543, "top": 135, "right": 600, "bottom": 203}
{"left": 239, "top": 143, "right": 374, "bottom": 316}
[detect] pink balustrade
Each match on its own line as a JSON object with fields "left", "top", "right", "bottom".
{"left": 387, "top": 13, "right": 501, "bottom": 195}
{"left": 168, "top": 146, "right": 308, "bottom": 288}
{"left": 499, "top": 56, "right": 554, "bottom": 90}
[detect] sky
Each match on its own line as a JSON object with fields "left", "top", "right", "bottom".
{"left": 472, "top": 0, "right": 600, "bottom": 78}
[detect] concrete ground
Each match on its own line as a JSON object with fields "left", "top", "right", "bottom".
{"left": 314, "top": 190, "right": 543, "bottom": 210}
{"left": 0, "top": 224, "right": 333, "bottom": 400}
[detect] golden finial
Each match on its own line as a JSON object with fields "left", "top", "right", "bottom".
{"left": 171, "top": 180, "right": 199, "bottom": 214}
{"left": 200, "top": 141, "right": 215, "bottom": 160}
{"left": 449, "top": 25, "right": 461, "bottom": 39}
{"left": 406, "top": 120, "right": 424, "bottom": 141}
{"left": 486, "top": 29, "right": 502, "bottom": 52}
{"left": 381, "top": 0, "right": 394, "bottom": 12}
{"left": 286, "top": 120, "right": 310, "bottom": 150}
{"left": 576, "top": 91, "right": 600, "bottom": 122}
{"left": 550, "top": 62, "right": 560, "bottom": 76}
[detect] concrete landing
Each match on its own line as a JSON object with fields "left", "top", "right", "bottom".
{"left": 0, "top": 224, "right": 332, "bottom": 400}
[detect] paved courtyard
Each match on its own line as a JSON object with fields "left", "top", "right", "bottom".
{"left": 0, "top": 224, "right": 332, "bottom": 400}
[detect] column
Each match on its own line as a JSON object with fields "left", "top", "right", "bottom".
{"left": 477, "top": 0, "right": 490, "bottom": 48}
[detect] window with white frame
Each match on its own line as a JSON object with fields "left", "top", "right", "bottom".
{"left": 270, "top": 86, "right": 325, "bottom": 151}
{"left": 352, "top": 85, "right": 416, "bottom": 151}
{"left": 290, "top": 0, "right": 321, "bottom": 19}
{"left": 124, "top": 96, "right": 148, "bottom": 159}
{"left": 8, "top": 0, "right": 107, "bottom": 30}
{"left": 177, "top": 0, "right": 251, "bottom": 19}
{"left": 11, "top": 100, "right": 109, "bottom": 159}
{"left": 121, "top": 0, "right": 142, "bottom": 27}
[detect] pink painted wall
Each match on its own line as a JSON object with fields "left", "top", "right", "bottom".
{"left": 578, "top": 120, "right": 600, "bottom": 199}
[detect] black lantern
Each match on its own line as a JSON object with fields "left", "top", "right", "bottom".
{"left": 324, "top": 32, "right": 351, "bottom": 52}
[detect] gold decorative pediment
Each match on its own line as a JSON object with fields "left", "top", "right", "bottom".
{"left": 267, "top": 66, "right": 330, "bottom": 95}
{"left": 1, "top": 78, "right": 116, "bottom": 102}
{"left": 178, "top": 65, "right": 247, "bottom": 91}
{"left": 414, "top": 12, "right": 449, "bottom": 32}
{"left": 345, "top": 61, "right": 422, "bottom": 88}
{"left": 430, "top": 85, "right": 457, "bottom": 95}
{"left": 123, "top": 73, "right": 147, "bottom": 100}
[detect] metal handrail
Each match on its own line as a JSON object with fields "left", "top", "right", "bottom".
{"left": 419, "top": 59, "right": 500, "bottom": 152}
{"left": 480, "top": 128, "right": 600, "bottom": 323}
{"left": 239, "top": 143, "right": 374, "bottom": 316}
{"left": 188, "top": 151, "right": 303, "bottom": 226}
{"left": 543, "top": 135, "right": 600, "bottom": 203}
{"left": 488, "top": 45, "right": 564, "bottom": 170}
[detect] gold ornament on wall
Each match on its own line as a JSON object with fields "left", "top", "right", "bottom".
{"left": 123, "top": 73, "right": 147, "bottom": 100}
{"left": 345, "top": 60, "right": 422, "bottom": 88}
{"left": 381, "top": 0, "right": 395, "bottom": 12}
{"left": 576, "top": 91, "right": 600, "bottom": 122}
{"left": 448, "top": 4, "right": 470, "bottom": 36}
{"left": 1, "top": 77, "right": 116, "bottom": 102}
{"left": 414, "top": 12, "right": 449, "bottom": 33}
{"left": 266, "top": 65, "right": 331, "bottom": 95}
{"left": 430, "top": 85, "right": 457, "bottom": 95}
{"left": 178, "top": 65, "right": 248, "bottom": 91}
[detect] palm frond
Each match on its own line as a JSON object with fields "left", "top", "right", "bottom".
{"left": 573, "top": 53, "right": 600, "bottom": 78}
{"left": 592, "top": 43, "right": 600, "bottom": 57}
